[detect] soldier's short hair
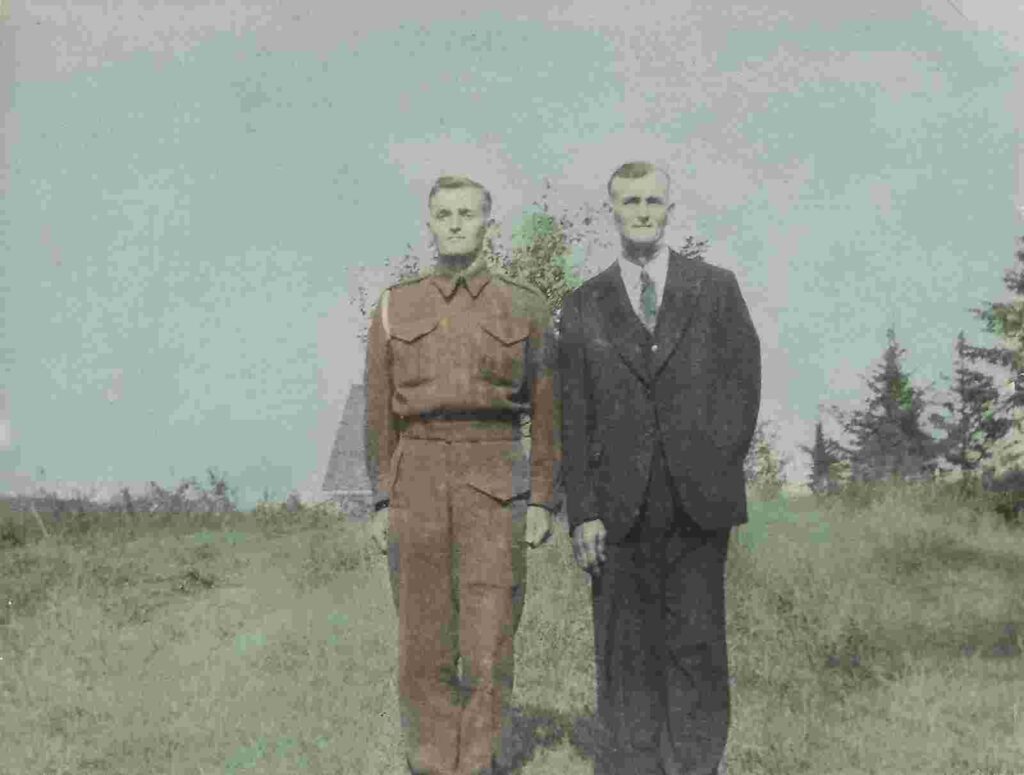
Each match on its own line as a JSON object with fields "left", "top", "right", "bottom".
{"left": 607, "top": 162, "right": 670, "bottom": 197}
{"left": 428, "top": 176, "right": 492, "bottom": 217}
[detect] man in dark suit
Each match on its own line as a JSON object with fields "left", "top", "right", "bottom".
{"left": 558, "top": 161, "right": 761, "bottom": 775}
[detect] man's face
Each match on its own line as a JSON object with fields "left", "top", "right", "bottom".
{"left": 609, "top": 171, "right": 674, "bottom": 247}
{"left": 428, "top": 186, "right": 489, "bottom": 257}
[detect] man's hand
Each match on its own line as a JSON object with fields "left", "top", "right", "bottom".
{"left": 370, "top": 507, "right": 389, "bottom": 554}
{"left": 572, "top": 519, "right": 607, "bottom": 575}
{"left": 524, "top": 505, "right": 553, "bottom": 548}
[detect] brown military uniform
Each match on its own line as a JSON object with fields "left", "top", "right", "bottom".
{"left": 364, "top": 256, "right": 559, "bottom": 775}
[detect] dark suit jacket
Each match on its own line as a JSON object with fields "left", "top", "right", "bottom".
{"left": 558, "top": 248, "right": 761, "bottom": 543}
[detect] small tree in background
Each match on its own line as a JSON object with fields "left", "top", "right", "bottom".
{"left": 484, "top": 208, "right": 582, "bottom": 315}
{"left": 961, "top": 236, "right": 1024, "bottom": 396}
{"left": 744, "top": 419, "right": 789, "bottom": 499}
{"left": 836, "top": 327, "right": 941, "bottom": 483}
{"left": 801, "top": 419, "right": 845, "bottom": 494}
{"left": 959, "top": 235, "right": 1024, "bottom": 474}
{"left": 485, "top": 180, "right": 607, "bottom": 316}
{"left": 929, "top": 330, "right": 1012, "bottom": 479}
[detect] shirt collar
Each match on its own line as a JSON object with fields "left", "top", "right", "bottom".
{"left": 429, "top": 255, "right": 492, "bottom": 299}
{"left": 618, "top": 243, "right": 670, "bottom": 286}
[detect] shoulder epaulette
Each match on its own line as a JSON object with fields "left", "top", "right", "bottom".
{"left": 494, "top": 272, "right": 545, "bottom": 299}
{"left": 380, "top": 273, "right": 427, "bottom": 341}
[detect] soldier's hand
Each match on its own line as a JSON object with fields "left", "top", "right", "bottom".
{"left": 572, "top": 519, "right": 607, "bottom": 575}
{"left": 524, "top": 505, "right": 553, "bottom": 548}
{"left": 370, "top": 507, "right": 389, "bottom": 555}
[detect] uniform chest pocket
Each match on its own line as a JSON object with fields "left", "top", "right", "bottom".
{"left": 389, "top": 316, "right": 439, "bottom": 387}
{"left": 478, "top": 318, "right": 530, "bottom": 387}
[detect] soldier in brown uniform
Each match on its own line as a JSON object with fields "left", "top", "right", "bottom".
{"left": 363, "top": 175, "right": 560, "bottom": 775}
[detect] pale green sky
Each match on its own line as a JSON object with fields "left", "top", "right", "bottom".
{"left": 1, "top": 3, "right": 1020, "bottom": 505}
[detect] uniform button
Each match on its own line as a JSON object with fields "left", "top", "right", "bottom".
{"left": 651, "top": 344, "right": 658, "bottom": 352}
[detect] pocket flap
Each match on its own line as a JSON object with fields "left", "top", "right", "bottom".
{"left": 480, "top": 318, "right": 530, "bottom": 345}
{"left": 390, "top": 316, "right": 439, "bottom": 343}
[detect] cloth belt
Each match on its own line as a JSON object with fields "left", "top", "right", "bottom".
{"left": 400, "top": 411, "right": 522, "bottom": 441}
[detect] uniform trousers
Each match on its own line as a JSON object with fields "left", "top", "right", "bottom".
{"left": 386, "top": 419, "right": 528, "bottom": 775}
{"left": 592, "top": 439, "right": 731, "bottom": 775}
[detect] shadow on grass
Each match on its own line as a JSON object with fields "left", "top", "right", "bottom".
{"left": 496, "top": 705, "right": 599, "bottom": 772}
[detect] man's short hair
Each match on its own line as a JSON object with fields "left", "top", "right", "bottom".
{"left": 428, "top": 175, "right": 492, "bottom": 217}
{"left": 607, "top": 162, "right": 670, "bottom": 197}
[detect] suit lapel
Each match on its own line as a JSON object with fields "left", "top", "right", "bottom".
{"left": 650, "top": 250, "right": 705, "bottom": 377}
{"left": 594, "top": 263, "right": 651, "bottom": 386}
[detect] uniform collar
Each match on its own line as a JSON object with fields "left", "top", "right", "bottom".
{"left": 429, "top": 255, "right": 492, "bottom": 299}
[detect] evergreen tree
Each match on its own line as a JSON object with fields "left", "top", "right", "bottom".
{"left": 929, "top": 331, "right": 1012, "bottom": 474}
{"left": 837, "top": 328, "right": 940, "bottom": 482}
{"left": 961, "top": 236, "right": 1024, "bottom": 400}
{"left": 957, "top": 235, "right": 1024, "bottom": 473}
{"left": 801, "top": 419, "right": 845, "bottom": 494}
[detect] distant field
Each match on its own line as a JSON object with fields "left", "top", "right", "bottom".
{"left": 1, "top": 480, "right": 1022, "bottom": 774}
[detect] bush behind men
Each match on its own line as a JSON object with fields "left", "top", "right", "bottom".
{"left": 364, "top": 176, "right": 559, "bottom": 775}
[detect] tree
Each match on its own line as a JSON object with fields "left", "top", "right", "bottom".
{"left": 801, "top": 419, "right": 845, "bottom": 494}
{"left": 483, "top": 207, "right": 582, "bottom": 315}
{"left": 836, "top": 327, "right": 940, "bottom": 482}
{"left": 485, "top": 181, "right": 605, "bottom": 316}
{"left": 744, "top": 419, "right": 788, "bottom": 498}
{"left": 961, "top": 236, "right": 1024, "bottom": 395}
{"left": 929, "top": 330, "right": 1012, "bottom": 475}
{"left": 958, "top": 235, "right": 1024, "bottom": 474}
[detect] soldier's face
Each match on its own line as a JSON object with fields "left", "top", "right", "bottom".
{"left": 610, "top": 172, "right": 674, "bottom": 247}
{"left": 428, "top": 187, "right": 489, "bottom": 257}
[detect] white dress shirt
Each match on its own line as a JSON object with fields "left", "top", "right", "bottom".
{"left": 617, "top": 243, "right": 670, "bottom": 323}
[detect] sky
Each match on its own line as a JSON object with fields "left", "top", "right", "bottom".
{"left": 1, "top": 1, "right": 1022, "bottom": 507}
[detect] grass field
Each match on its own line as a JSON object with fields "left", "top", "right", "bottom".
{"left": 1, "top": 480, "right": 1023, "bottom": 774}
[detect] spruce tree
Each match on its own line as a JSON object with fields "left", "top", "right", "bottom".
{"left": 801, "top": 419, "right": 844, "bottom": 494}
{"left": 957, "top": 235, "right": 1024, "bottom": 475}
{"left": 930, "top": 331, "right": 1012, "bottom": 474}
{"left": 961, "top": 236, "right": 1024, "bottom": 395}
{"left": 838, "top": 328, "right": 939, "bottom": 482}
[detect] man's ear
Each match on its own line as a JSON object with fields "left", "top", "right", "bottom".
{"left": 665, "top": 202, "right": 676, "bottom": 218}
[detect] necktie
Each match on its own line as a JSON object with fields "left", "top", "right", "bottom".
{"left": 640, "top": 268, "right": 657, "bottom": 331}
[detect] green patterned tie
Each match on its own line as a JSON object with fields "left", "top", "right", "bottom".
{"left": 640, "top": 268, "right": 657, "bottom": 331}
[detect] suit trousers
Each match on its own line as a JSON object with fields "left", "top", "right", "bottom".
{"left": 386, "top": 424, "right": 528, "bottom": 775}
{"left": 592, "top": 439, "right": 731, "bottom": 775}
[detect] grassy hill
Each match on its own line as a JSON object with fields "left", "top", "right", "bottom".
{"left": 1, "top": 480, "right": 1022, "bottom": 774}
